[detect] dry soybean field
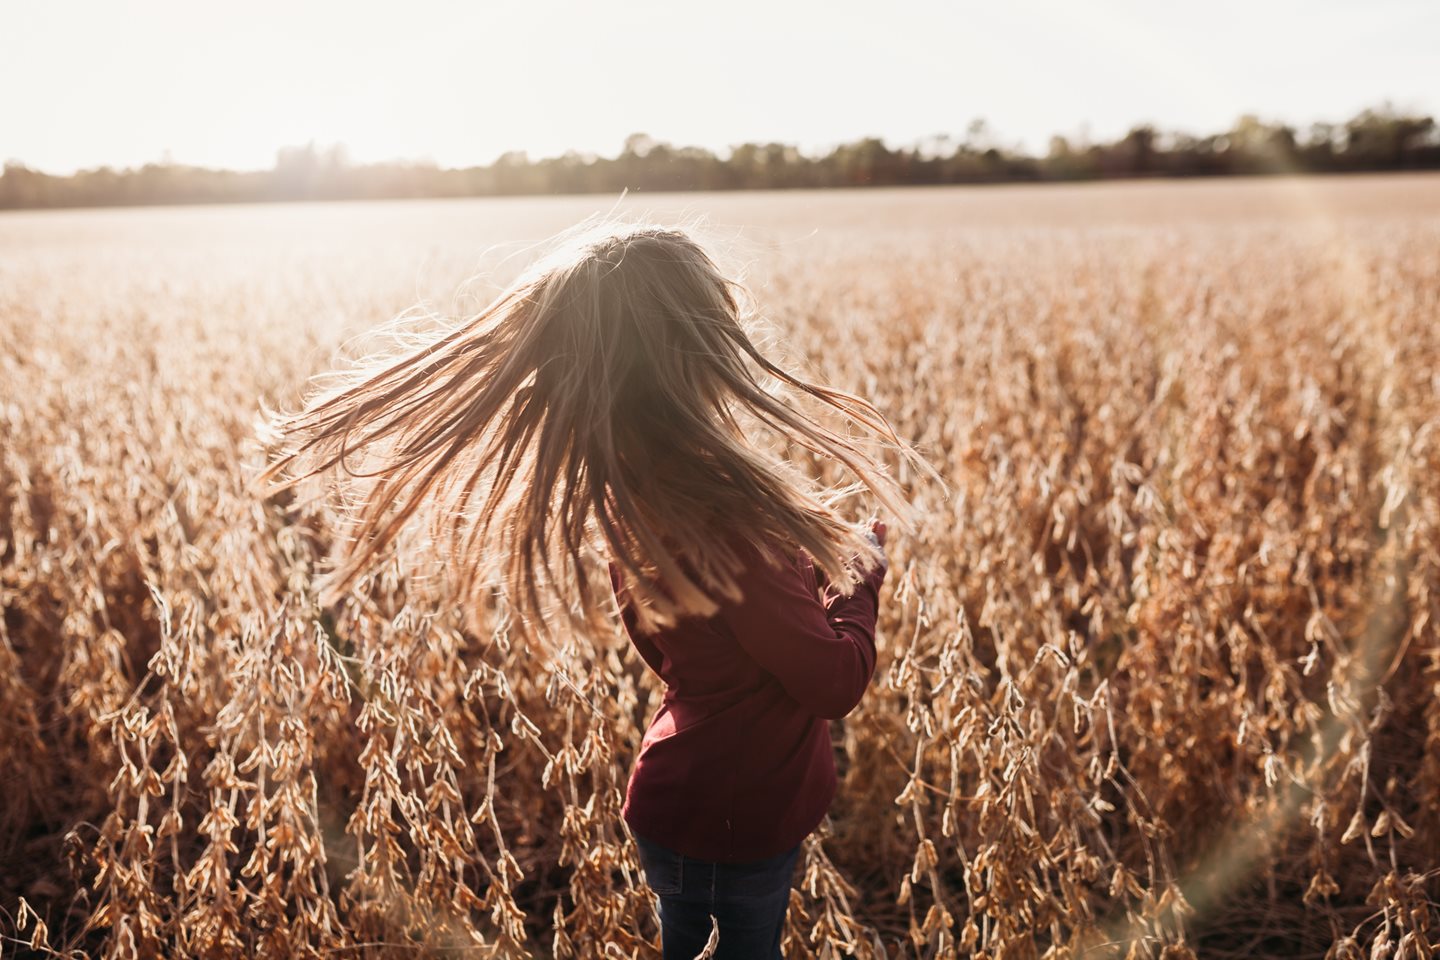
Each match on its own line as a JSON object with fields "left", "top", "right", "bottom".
{"left": 2, "top": 174, "right": 1439, "bottom": 959}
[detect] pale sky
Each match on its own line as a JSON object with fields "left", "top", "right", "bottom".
{"left": 4, "top": 0, "right": 1436, "bottom": 175}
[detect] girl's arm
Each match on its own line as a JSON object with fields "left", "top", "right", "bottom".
{"left": 718, "top": 536, "right": 888, "bottom": 720}
{"left": 812, "top": 523, "right": 887, "bottom": 607}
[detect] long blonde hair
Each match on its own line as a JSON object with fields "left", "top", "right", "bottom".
{"left": 255, "top": 216, "right": 931, "bottom": 633}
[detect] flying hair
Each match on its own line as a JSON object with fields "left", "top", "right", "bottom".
{"left": 253, "top": 214, "right": 938, "bottom": 635}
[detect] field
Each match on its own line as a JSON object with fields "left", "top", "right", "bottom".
{"left": 2, "top": 174, "right": 1439, "bottom": 959}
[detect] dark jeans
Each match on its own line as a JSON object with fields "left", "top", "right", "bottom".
{"left": 634, "top": 832, "right": 803, "bottom": 959}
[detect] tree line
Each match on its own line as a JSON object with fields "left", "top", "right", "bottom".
{"left": 3, "top": 104, "right": 1436, "bottom": 210}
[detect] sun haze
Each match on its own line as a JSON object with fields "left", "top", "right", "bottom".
{"left": 4, "top": 0, "right": 1436, "bottom": 175}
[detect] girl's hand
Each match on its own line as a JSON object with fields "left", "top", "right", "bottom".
{"left": 863, "top": 521, "right": 889, "bottom": 576}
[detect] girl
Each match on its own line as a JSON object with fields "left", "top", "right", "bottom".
{"left": 258, "top": 216, "right": 930, "bottom": 958}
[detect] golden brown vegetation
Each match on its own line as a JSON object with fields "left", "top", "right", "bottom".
{"left": 2, "top": 176, "right": 1438, "bottom": 958}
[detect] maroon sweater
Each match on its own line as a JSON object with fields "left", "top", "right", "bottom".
{"left": 609, "top": 536, "right": 887, "bottom": 863}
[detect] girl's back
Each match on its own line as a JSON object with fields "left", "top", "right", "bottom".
{"left": 611, "top": 532, "right": 888, "bottom": 864}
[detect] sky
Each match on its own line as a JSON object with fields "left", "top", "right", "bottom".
{"left": 3, "top": 0, "right": 1437, "bottom": 175}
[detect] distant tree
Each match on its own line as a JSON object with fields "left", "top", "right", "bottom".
{"left": 621, "top": 133, "right": 657, "bottom": 160}
{"left": 964, "top": 117, "right": 994, "bottom": 155}
{"left": 273, "top": 143, "right": 322, "bottom": 199}
{"left": 833, "top": 137, "right": 894, "bottom": 186}
{"left": 1044, "top": 135, "right": 1095, "bottom": 180}
{"left": 1119, "top": 125, "right": 1157, "bottom": 174}
{"left": 1222, "top": 114, "right": 1298, "bottom": 173}
{"left": 1344, "top": 106, "right": 1437, "bottom": 169}
{"left": 917, "top": 133, "right": 954, "bottom": 160}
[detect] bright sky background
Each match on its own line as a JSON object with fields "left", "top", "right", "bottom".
{"left": 4, "top": 0, "right": 1436, "bottom": 174}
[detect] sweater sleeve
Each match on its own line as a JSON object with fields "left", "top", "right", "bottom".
{"left": 717, "top": 537, "right": 887, "bottom": 720}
